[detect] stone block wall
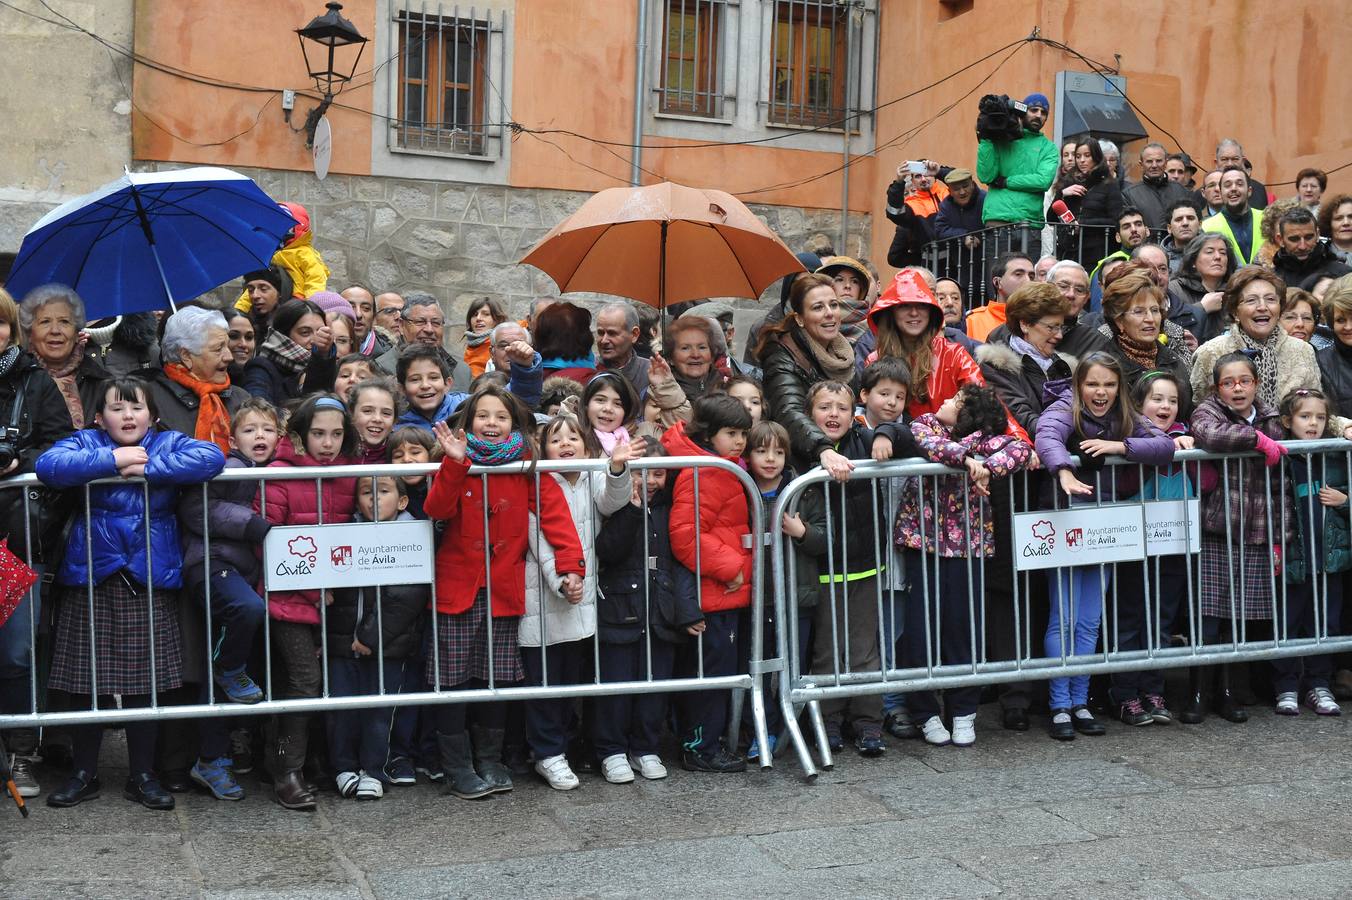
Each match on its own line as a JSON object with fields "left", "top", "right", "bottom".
{"left": 134, "top": 162, "right": 871, "bottom": 344}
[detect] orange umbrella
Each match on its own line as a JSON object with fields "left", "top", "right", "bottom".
{"left": 520, "top": 181, "right": 806, "bottom": 311}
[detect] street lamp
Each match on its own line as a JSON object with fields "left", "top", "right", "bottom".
{"left": 295, "top": 1, "right": 368, "bottom": 148}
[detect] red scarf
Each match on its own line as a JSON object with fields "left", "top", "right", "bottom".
{"left": 163, "top": 363, "right": 232, "bottom": 452}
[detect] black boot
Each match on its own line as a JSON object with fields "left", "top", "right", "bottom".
{"left": 1215, "top": 665, "right": 1249, "bottom": 723}
{"left": 469, "top": 725, "right": 513, "bottom": 794}
{"left": 437, "top": 733, "right": 493, "bottom": 799}
{"left": 1178, "top": 667, "right": 1206, "bottom": 725}
{"left": 266, "top": 716, "right": 316, "bottom": 810}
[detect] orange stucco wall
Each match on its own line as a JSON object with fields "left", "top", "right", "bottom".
{"left": 133, "top": 0, "right": 876, "bottom": 212}
{"left": 133, "top": 0, "right": 375, "bottom": 176}
{"left": 868, "top": 0, "right": 1352, "bottom": 275}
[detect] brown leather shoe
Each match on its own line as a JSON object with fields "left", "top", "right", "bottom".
{"left": 273, "top": 770, "right": 317, "bottom": 810}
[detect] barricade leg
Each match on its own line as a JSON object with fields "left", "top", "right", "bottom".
{"left": 805, "top": 699, "right": 833, "bottom": 770}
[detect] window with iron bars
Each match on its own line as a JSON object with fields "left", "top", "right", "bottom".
{"left": 394, "top": 8, "right": 494, "bottom": 156}
{"left": 659, "top": 0, "right": 726, "bottom": 119}
{"left": 769, "top": 0, "right": 853, "bottom": 129}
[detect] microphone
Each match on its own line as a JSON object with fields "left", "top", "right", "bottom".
{"left": 1050, "top": 199, "right": 1076, "bottom": 224}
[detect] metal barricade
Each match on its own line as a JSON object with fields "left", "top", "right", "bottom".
{"left": 0, "top": 456, "right": 775, "bottom": 771}
{"left": 921, "top": 223, "right": 1164, "bottom": 308}
{"left": 768, "top": 441, "right": 1352, "bottom": 777}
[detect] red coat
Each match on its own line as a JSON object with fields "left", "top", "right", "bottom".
{"left": 661, "top": 421, "right": 753, "bottom": 613}
{"left": 866, "top": 274, "right": 1030, "bottom": 443}
{"left": 256, "top": 441, "right": 357, "bottom": 624}
{"left": 424, "top": 456, "right": 584, "bottom": 617}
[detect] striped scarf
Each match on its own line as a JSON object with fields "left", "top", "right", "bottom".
{"left": 466, "top": 431, "right": 527, "bottom": 465}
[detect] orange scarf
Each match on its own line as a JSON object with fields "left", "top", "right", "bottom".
{"left": 163, "top": 363, "right": 232, "bottom": 452}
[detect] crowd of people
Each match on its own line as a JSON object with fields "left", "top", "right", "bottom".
{"left": 1, "top": 108, "right": 1351, "bottom": 816}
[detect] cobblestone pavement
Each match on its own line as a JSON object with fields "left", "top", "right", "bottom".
{"left": 1, "top": 698, "right": 1349, "bottom": 899}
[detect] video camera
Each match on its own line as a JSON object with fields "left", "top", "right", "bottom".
{"left": 976, "top": 94, "right": 1028, "bottom": 143}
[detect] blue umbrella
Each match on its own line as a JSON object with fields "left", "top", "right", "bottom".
{"left": 5, "top": 166, "right": 298, "bottom": 318}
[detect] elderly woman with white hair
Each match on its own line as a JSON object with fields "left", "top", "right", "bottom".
{"left": 140, "top": 305, "right": 250, "bottom": 449}
{"left": 18, "top": 284, "right": 113, "bottom": 427}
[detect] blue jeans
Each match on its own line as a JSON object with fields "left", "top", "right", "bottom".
{"left": 201, "top": 569, "right": 266, "bottom": 675}
{"left": 1045, "top": 566, "right": 1107, "bottom": 709}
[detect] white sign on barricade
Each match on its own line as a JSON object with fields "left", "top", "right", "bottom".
{"left": 1142, "top": 498, "right": 1201, "bottom": 555}
{"left": 1013, "top": 503, "right": 1146, "bottom": 571}
{"left": 263, "top": 520, "right": 435, "bottom": 592}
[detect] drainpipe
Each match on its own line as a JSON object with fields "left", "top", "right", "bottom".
{"left": 631, "top": 0, "right": 649, "bottom": 186}
{"left": 839, "top": 9, "right": 854, "bottom": 253}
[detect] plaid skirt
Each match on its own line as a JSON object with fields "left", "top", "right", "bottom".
{"left": 49, "top": 576, "right": 184, "bottom": 696}
{"left": 1199, "top": 535, "right": 1278, "bottom": 621}
{"left": 426, "top": 590, "right": 522, "bottom": 688}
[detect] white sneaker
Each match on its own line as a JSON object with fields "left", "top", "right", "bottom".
{"left": 921, "top": 715, "right": 952, "bottom": 746}
{"left": 628, "top": 753, "right": 668, "bottom": 780}
{"left": 335, "top": 770, "right": 360, "bottom": 798}
{"left": 355, "top": 772, "right": 384, "bottom": 800}
{"left": 600, "top": 754, "right": 635, "bottom": 784}
{"left": 951, "top": 714, "right": 976, "bottom": 748}
{"left": 534, "top": 754, "right": 580, "bottom": 791}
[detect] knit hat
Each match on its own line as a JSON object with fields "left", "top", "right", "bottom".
{"left": 241, "top": 267, "right": 284, "bottom": 293}
{"left": 1023, "top": 93, "right": 1050, "bottom": 111}
{"left": 309, "top": 290, "right": 356, "bottom": 321}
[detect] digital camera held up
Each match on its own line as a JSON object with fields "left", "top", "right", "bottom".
{"left": 976, "top": 94, "right": 1028, "bottom": 143}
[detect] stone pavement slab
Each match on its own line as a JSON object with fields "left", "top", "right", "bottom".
{"left": 1, "top": 705, "right": 1348, "bottom": 898}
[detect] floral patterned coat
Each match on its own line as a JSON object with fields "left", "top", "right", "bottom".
{"left": 894, "top": 414, "right": 1034, "bottom": 558}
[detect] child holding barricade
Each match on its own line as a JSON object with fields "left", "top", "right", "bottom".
{"left": 176, "top": 397, "right": 280, "bottom": 801}
{"left": 581, "top": 371, "right": 644, "bottom": 458}
{"left": 592, "top": 444, "right": 700, "bottom": 781}
{"left": 1035, "top": 352, "right": 1174, "bottom": 741}
{"left": 325, "top": 475, "right": 432, "bottom": 801}
{"left": 856, "top": 356, "right": 921, "bottom": 741}
{"left": 661, "top": 394, "right": 754, "bottom": 773}
{"left": 895, "top": 383, "right": 1032, "bottom": 748}
{"left": 257, "top": 392, "right": 359, "bottom": 810}
{"left": 38, "top": 376, "right": 226, "bottom": 811}
{"left": 743, "top": 419, "right": 826, "bottom": 761}
{"left": 1274, "top": 387, "right": 1346, "bottom": 717}
{"left": 424, "top": 384, "right": 585, "bottom": 799}
{"left": 521, "top": 414, "right": 636, "bottom": 789}
{"left": 1109, "top": 371, "right": 1213, "bottom": 727}
{"left": 804, "top": 379, "right": 920, "bottom": 757}
{"left": 1189, "top": 351, "right": 1293, "bottom": 724}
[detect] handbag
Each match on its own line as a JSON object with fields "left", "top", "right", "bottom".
{"left": 0, "top": 372, "right": 76, "bottom": 563}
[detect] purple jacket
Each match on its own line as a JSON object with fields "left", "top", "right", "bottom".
{"left": 1034, "top": 381, "right": 1175, "bottom": 500}
{"left": 178, "top": 451, "right": 271, "bottom": 589}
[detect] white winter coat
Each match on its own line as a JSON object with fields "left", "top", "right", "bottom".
{"left": 520, "top": 465, "right": 631, "bottom": 647}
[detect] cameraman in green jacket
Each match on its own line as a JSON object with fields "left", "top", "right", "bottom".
{"left": 976, "top": 92, "right": 1059, "bottom": 227}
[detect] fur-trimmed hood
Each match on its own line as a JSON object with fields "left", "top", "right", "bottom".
{"left": 975, "top": 340, "right": 1077, "bottom": 375}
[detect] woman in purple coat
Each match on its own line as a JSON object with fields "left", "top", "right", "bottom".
{"left": 1034, "top": 352, "right": 1175, "bottom": 741}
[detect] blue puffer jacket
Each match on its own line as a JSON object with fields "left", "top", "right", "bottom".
{"left": 37, "top": 428, "right": 226, "bottom": 589}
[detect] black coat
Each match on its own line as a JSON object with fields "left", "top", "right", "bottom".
{"left": 595, "top": 494, "right": 702, "bottom": 644}
{"left": 886, "top": 204, "right": 930, "bottom": 269}
{"left": 0, "top": 350, "right": 76, "bottom": 553}
{"left": 72, "top": 352, "right": 113, "bottom": 427}
{"left": 976, "top": 340, "right": 1076, "bottom": 436}
{"left": 1122, "top": 177, "right": 1194, "bottom": 230}
{"left": 761, "top": 327, "right": 861, "bottom": 468}
{"left": 1318, "top": 340, "right": 1352, "bottom": 418}
{"left": 1272, "top": 242, "right": 1352, "bottom": 291}
{"left": 241, "top": 351, "right": 337, "bottom": 407}
{"left": 177, "top": 452, "right": 270, "bottom": 590}
{"left": 819, "top": 421, "right": 921, "bottom": 576}
{"left": 1167, "top": 272, "right": 1227, "bottom": 344}
{"left": 326, "top": 576, "right": 430, "bottom": 661}
{"left": 1056, "top": 175, "right": 1123, "bottom": 269}
{"left": 140, "top": 367, "right": 252, "bottom": 437}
